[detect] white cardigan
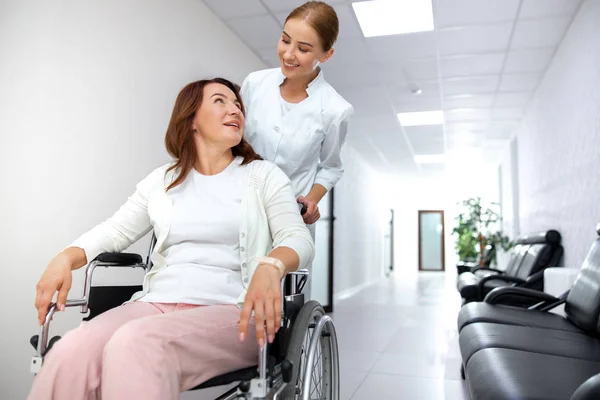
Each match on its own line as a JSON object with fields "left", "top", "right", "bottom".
{"left": 70, "top": 160, "right": 315, "bottom": 307}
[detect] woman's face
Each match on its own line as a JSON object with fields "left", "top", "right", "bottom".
{"left": 192, "top": 83, "right": 244, "bottom": 148}
{"left": 277, "top": 18, "right": 334, "bottom": 79}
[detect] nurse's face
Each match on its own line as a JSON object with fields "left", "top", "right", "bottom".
{"left": 278, "top": 18, "right": 334, "bottom": 79}
{"left": 192, "top": 83, "right": 244, "bottom": 148}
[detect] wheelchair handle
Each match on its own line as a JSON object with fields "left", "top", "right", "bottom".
{"left": 299, "top": 202, "right": 307, "bottom": 216}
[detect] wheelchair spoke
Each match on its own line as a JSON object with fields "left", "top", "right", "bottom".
{"left": 310, "top": 364, "right": 324, "bottom": 399}
{"left": 308, "top": 332, "right": 328, "bottom": 399}
{"left": 299, "top": 317, "right": 316, "bottom": 395}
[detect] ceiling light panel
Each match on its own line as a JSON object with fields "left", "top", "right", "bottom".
{"left": 352, "top": 0, "right": 435, "bottom": 38}
{"left": 397, "top": 111, "right": 443, "bottom": 126}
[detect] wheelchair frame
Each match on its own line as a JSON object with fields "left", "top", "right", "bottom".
{"left": 30, "top": 237, "right": 340, "bottom": 400}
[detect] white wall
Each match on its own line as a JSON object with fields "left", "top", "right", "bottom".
{"left": 505, "top": 0, "right": 600, "bottom": 269}
{"left": 499, "top": 138, "right": 521, "bottom": 240}
{"left": 0, "top": 1, "right": 265, "bottom": 398}
{"left": 333, "top": 146, "right": 393, "bottom": 298}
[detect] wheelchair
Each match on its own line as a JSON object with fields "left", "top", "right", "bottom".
{"left": 29, "top": 236, "right": 340, "bottom": 400}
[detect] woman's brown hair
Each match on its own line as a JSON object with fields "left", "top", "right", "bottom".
{"left": 285, "top": 1, "right": 339, "bottom": 52}
{"left": 164, "top": 78, "right": 262, "bottom": 191}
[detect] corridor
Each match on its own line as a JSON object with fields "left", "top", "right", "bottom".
{"left": 334, "top": 272, "right": 468, "bottom": 400}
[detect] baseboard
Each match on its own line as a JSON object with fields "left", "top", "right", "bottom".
{"left": 334, "top": 278, "right": 380, "bottom": 302}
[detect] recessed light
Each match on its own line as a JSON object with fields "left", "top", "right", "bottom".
{"left": 414, "top": 154, "right": 446, "bottom": 164}
{"left": 408, "top": 82, "right": 423, "bottom": 96}
{"left": 352, "top": 0, "right": 435, "bottom": 38}
{"left": 397, "top": 111, "right": 443, "bottom": 126}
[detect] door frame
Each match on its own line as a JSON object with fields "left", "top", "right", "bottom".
{"left": 385, "top": 209, "right": 395, "bottom": 277}
{"left": 418, "top": 210, "right": 446, "bottom": 272}
{"left": 324, "top": 188, "right": 335, "bottom": 313}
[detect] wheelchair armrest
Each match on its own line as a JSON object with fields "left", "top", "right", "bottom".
{"left": 288, "top": 268, "right": 309, "bottom": 276}
{"left": 94, "top": 252, "right": 143, "bottom": 265}
{"left": 285, "top": 269, "right": 309, "bottom": 296}
{"left": 32, "top": 297, "right": 88, "bottom": 362}
{"left": 484, "top": 286, "right": 562, "bottom": 308}
{"left": 32, "top": 253, "right": 146, "bottom": 364}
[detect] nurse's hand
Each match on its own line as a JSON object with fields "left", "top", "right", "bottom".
{"left": 297, "top": 196, "right": 320, "bottom": 224}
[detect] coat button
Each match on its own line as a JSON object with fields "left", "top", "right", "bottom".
{"left": 240, "top": 247, "right": 245, "bottom": 252}
{"left": 274, "top": 126, "right": 280, "bottom": 132}
{"left": 241, "top": 233, "right": 245, "bottom": 238}
{"left": 244, "top": 278, "right": 248, "bottom": 283}
{"left": 242, "top": 263, "right": 247, "bottom": 268}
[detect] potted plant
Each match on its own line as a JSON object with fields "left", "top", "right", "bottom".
{"left": 452, "top": 197, "right": 512, "bottom": 265}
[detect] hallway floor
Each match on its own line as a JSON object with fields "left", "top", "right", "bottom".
{"left": 332, "top": 272, "right": 469, "bottom": 400}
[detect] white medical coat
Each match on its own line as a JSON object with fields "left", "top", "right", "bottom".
{"left": 241, "top": 67, "right": 354, "bottom": 199}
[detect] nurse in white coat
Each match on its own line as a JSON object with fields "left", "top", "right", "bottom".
{"left": 241, "top": 1, "right": 354, "bottom": 240}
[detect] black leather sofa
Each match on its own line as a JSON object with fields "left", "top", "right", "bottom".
{"left": 457, "top": 225, "right": 600, "bottom": 400}
{"left": 456, "top": 230, "right": 563, "bottom": 304}
{"left": 456, "top": 244, "right": 495, "bottom": 275}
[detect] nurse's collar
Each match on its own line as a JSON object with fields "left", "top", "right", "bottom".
{"left": 277, "top": 67, "right": 325, "bottom": 96}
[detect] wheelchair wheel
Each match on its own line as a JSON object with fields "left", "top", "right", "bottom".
{"left": 282, "top": 300, "right": 338, "bottom": 400}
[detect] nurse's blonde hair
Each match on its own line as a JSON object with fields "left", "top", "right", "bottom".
{"left": 286, "top": 1, "right": 339, "bottom": 52}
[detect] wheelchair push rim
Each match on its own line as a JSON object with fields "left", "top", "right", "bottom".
{"left": 282, "top": 300, "right": 338, "bottom": 400}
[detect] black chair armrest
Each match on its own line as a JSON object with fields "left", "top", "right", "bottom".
{"left": 571, "top": 372, "right": 600, "bottom": 400}
{"left": 457, "top": 262, "right": 478, "bottom": 275}
{"left": 472, "top": 266, "right": 505, "bottom": 275}
{"left": 477, "top": 270, "right": 545, "bottom": 296}
{"left": 477, "top": 275, "right": 528, "bottom": 301}
{"left": 457, "top": 261, "right": 478, "bottom": 267}
{"left": 478, "top": 274, "right": 526, "bottom": 290}
{"left": 525, "top": 269, "right": 546, "bottom": 284}
{"left": 94, "top": 252, "right": 143, "bottom": 266}
{"left": 484, "top": 286, "right": 561, "bottom": 306}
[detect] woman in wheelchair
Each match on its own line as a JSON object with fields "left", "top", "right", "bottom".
{"left": 28, "top": 77, "right": 315, "bottom": 400}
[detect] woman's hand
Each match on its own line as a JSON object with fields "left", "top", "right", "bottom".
{"left": 35, "top": 253, "right": 73, "bottom": 325}
{"left": 238, "top": 263, "right": 282, "bottom": 346}
{"left": 297, "top": 196, "right": 320, "bottom": 225}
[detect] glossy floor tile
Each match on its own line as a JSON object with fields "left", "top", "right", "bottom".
{"left": 332, "top": 271, "right": 469, "bottom": 400}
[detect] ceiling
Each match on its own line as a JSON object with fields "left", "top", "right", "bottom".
{"left": 203, "top": 0, "right": 584, "bottom": 177}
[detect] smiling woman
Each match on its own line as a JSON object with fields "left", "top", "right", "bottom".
{"left": 241, "top": 1, "right": 354, "bottom": 299}
{"left": 164, "top": 78, "right": 261, "bottom": 190}
{"left": 27, "top": 77, "right": 315, "bottom": 399}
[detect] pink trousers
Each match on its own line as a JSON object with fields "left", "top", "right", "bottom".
{"left": 27, "top": 302, "right": 258, "bottom": 400}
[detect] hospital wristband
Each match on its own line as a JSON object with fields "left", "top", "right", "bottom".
{"left": 255, "top": 256, "right": 286, "bottom": 278}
